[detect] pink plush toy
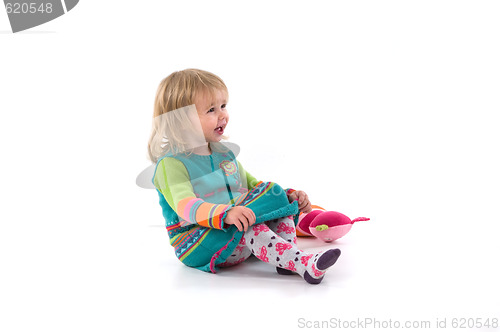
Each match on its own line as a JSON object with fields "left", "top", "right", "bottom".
{"left": 296, "top": 206, "right": 369, "bottom": 242}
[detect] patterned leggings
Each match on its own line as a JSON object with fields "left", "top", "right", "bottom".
{"left": 217, "top": 216, "right": 340, "bottom": 283}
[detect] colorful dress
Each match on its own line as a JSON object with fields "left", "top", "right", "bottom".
{"left": 152, "top": 142, "right": 299, "bottom": 273}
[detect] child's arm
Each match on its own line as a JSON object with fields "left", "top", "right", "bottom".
{"left": 237, "top": 160, "right": 310, "bottom": 212}
{"left": 236, "top": 160, "right": 260, "bottom": 190}
{"left": 154, "top": 157, "right": 231, "bottom": 230}
{"left": 287, "top": 190, "right": 312, "bottom": 213}
{"left": 224, "top": 206, "right": 256, "bottom": 232}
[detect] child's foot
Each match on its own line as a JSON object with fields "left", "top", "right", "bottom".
{"left": 303, "top": 248, "right": 341, "bottom": 285}
{"left": 276, "top": 267, "right": 295, "bottom": 275}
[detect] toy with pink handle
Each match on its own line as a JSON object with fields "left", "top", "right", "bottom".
{"left": 296, "top": 208, "right": 369, "bottom": 242}
{"left": 309, "top": 211, "right": 369, "bottom": 242}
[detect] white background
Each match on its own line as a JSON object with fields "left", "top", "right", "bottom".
{"left": 1, "top": 1, "right": 499, "bottom": 331}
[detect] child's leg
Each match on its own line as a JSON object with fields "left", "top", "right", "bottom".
{"left": 244, "top": 222, "right": 341, "bottom": 284}
{"left": 216, "top": 236, "right": 252, "bottom": 268}
{"left": 267, "top": 216, "right": 300, "bottom": 275}
{"left": 267, "top": 216, "right": 298, "bottom": 244}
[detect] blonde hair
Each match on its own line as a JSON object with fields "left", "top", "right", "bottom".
{"left": 148, "top": 69, "right": 229, "bottom": 163}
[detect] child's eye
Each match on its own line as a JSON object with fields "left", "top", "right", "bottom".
{"left": 221, "top": 104, "right": 226, "bottom": 109}
{"left": 207, "top": 108, "right": 215, "bottom": 113}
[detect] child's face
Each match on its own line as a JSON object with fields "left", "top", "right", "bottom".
{"left": 194, "top": 89, "right": 229, "bottom": 143}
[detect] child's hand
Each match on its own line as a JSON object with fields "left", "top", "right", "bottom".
{"left": 224, "top": 206, "right": 256, "bottom": 232}
{"left": 288, "top": 190, "right": 312, "bottom": 214}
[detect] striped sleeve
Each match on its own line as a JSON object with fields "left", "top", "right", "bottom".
{"left": 154, "top": 157, "right": 231, "bottom": 230}
{"left": 235, "top": 160, "right": 296, "bottom": 199}
{"left": 237, "top": 160, "right": 261, "bottom": 190}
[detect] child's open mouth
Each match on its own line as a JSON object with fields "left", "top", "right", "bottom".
{"left": 215, "top": 126, "right": 224, "bottom": 135}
